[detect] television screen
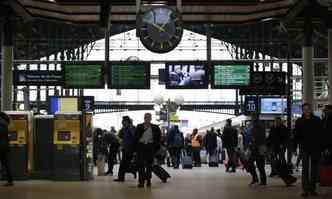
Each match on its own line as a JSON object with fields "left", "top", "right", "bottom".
{"left": 63, "top": 63, "right": 104, "bottom": 88}
{"left": 212, "top": 62, "right": 251, "bottom": 89}
{"left": 260, "top": 98, "right": 287, "bottom": 114}
{"left": 166, "top": 62, "right": 208, "bottom": 89}
{"left": 109, "top": 62, "right": 150, "bottom": 89}
{"left": 49, "top": 96, "right": 79, "bottom": 114}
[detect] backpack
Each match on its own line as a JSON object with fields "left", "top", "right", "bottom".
{"left": 172, "top": 133, "right": 183, "bottom": 147}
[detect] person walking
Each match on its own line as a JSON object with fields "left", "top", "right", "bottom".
{"left": 267, "top": 117, "right": 289, "bottom": 177}
{"left": 0, "top": 112, "right": 13, "bottom": 186}
{"left": 222, "top": 119, "right": 238, "bottom": 172}
{"left": 114, "top": 116, "right": 136, "bottom": 182}
{"left": 167, "top": 125, "right": 184, "bottom": 169}
{"left": 105, "top": 129, "right": 120, "bottom": 176}
{"left": 204, "top": 128, "right": 218, "bottom": 166}
{"left": 191, "top": 129, "right": 202, "bottom": 167}
{"left": 294, "top": 103, "right": 323, "bottom": 197}
{"left": 134, "top": 113, "right": 161, "bottom": 188}
{"left": 247, "top": 114, "right": 267, "bottom": 186}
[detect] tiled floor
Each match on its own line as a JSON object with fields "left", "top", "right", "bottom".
{"left": 0, "top": 165, "right": 331, "bottom": 199}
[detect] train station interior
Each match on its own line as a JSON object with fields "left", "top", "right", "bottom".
{"left": 1, "top": 0, "right": 332, "bottom": 198}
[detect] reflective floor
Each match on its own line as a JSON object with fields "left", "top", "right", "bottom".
{"left": 1, "top": 165, "right": 331, "bottom": 199}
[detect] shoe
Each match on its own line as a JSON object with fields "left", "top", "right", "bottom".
{"left": 249, "top": 180, "right": 258, "bottom": 185}
{"left": 162, "top": 178, "right": 167, "bottom": 183}
{"left": 113, "top": 178, "right": 124, "bottom": 182}
{"left": 105, "top": 171, "right": 113, "bottom": 176}
{"left": 137, "top": 183, "right": 144, "bottom": 188}
{"left": 269, "top": 173, "right": 277, "bottom": 177}
{"left": 310, "top": 191, "right": 318, "bottom": 196}
{"left": 259, "top": 182, "right": 267, "bottom": 186}
{"left": 301, "top": 192, "right": 309, "bottom": 197}
{"left": 3, "top": 182, "right": 13, "bottom": 187}
{"left": 230, "top": 169, "right": 236, "bottom": 173}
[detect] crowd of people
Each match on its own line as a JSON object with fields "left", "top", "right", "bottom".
{"left": 1, "top": 103, "right": 332, "bottom": 196}
{"left": 92, "top": 103, "right": 332, "bottom": 196}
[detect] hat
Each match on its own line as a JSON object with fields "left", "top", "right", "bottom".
{"left": 122, "top": 116, "right": 130, "bottom": 121}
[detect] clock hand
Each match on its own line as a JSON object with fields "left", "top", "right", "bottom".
{"left": 150, "top": 23, "right": 166, "bottom": 32}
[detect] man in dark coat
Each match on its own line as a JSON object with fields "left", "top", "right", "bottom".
{"left": 267, "top": 117, "right": 290, "bottom": 177}
{"left": 294, "top": 103, "right": 323, "bottom": 197}
{"left": 134, "top": 113, "right": 161, "bottom": 188}
{"left": 114, "top": 116, "right": 136, "bottom": 181}
{"left": 0, "top": 112, "right": 13, "bottom": 186}
{"left": 167, "top": 125, "right": 184, "bottom": 169}
{"left": 248, "top": 115, "right": 267, "bottom": 186}
{"left": 222, "top": 119, "right": 238, "bottom": 172}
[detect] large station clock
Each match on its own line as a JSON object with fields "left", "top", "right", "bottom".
{"left": 137, "top": 6, "right": 183, "bottom": 53}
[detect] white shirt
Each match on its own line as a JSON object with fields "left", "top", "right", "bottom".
{"left": 139, "top": 126, "right": 153, "bottom": 144}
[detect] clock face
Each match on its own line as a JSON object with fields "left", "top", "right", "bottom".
{"left": 138, "top": 6, "right": 183, "bottom": 53}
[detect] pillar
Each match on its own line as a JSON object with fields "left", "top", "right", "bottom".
{"left": 302, "top": 10, "right": 314, "bottom": 105}
{"left": 1, "top": 19, "right": 14, "bottom": 111}
{"left": 328, "top": 28, "right": 332, "bottom": 104}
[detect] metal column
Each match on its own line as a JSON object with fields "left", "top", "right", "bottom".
{"left": 302, "top": 10, "right": 314, "bottom": 106}
{"left": 1, "top": 19, "right": 14, "bottom": 111}
{"left": 328, "top": 29, "right": 332, "bottom": 104}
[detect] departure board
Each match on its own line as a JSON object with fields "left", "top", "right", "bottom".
{"left": 109, "top": 62, "right": 150, "bottom": 89}
{"left": 212, "top": 62, "right": 251, "bottom": 89}
{"left": 63, "top": 63, "right": 104, "bottom": 88}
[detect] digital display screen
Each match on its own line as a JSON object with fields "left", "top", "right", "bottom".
{"left": 212, "top": 62, "right": 251, "bottom": 89}
{"left": 49, "top": 96, "right": 79, "bottom": 114}
{"left": 57, "top": 131, "right": 71, "bottom": 141}
{"left": 166, "top": 62, "right": 208, "bottom": 89}
{"left": 109, "top": 62, "right": 150, "bottom": 89}
{"left": 260, "top": 98, "right": 287, "bottom": 114}
{"left": 63, "top": 63, "right": 104, "bottom": 88}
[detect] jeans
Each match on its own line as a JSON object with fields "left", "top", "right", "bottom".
{"left": 302, "top": 152, "right": 320, "bottom": 193}
{"left": 0, "top": 151, "right": 13, "bottom": 183}
{"left": 137, "top": 143, "right": 154, "bottom": 185}
{"left": 248, "top": 150, "right": 267, "bottom": 183}
{"left": 226, "top": 147, "right": 236, "bottom": 171}
{"left": 192, "top": 147, "right": 201, "bottom": 166}
{"left": 117, "top": 149, "right": 134, "bottom": 180}
{"left": 169, "top": 147, "right": 182, "bottom": 168}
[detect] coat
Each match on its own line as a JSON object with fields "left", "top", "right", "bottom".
{"left": 222, "top": 126, "right": 238, "bottom": 148}
{"left": 134, "top": 123, "right": 161, "bottom": 153}
{"left": 294, "top": 114, "right": 323, "bottom": 153}
{"left": 0, "top": 118, "right": 9, "bottom": 153}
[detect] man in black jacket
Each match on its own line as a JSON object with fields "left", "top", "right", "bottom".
{"left": 267, "top": 117, "right": 289, "bottom": 177}
{"left": 134, "top": 113, "right": 161, "bottom": 188}
{"left": 248, "top": 115, "right": 267, "bottom": 186}
{"left": 0, "top": 112, "right": 13, "bottom": 186}
{"left": 294, "top": 103, "right": 323, "bottom": 197}
{"left": 222, "top": 119, "right": 238, "bottom": 172}
{"left": 114, "top": 116, "right": 136, "bottom": 181}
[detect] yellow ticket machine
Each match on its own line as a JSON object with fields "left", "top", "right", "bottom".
{"left": 5, "top": 111, "right": 33, "bottom": 180}
{"left": 53, "top": 113, "right": 81, "bottom": 180}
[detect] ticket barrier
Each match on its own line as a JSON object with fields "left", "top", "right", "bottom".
{"left": 3, "top": 112, "right": 32, "bottom": 180}
{"left": 53, "top": 113, "right": 81, "bottom": 181}
{"left": 32, "top": 115, "right": 54, "bottom": 179}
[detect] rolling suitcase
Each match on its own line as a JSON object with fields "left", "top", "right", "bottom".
{"left": 152, "top": 165, "right": 171, "bottom": 183}
{"left": 182, "top": 156, "right": 193, "bottom": 169}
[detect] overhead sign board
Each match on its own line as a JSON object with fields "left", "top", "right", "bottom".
{"left": 14, "top": 70, "right": 63, "bottom": 86}
{"left": 240, "top": 72, "right": 286, "bottom": 95}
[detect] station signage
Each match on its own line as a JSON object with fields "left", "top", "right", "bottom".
{"left": 244, "top": 96, "right": 259, "bottom": 115}
{"left": 14, "top": 70, "right": 63, "bottom": 86}
{"left": 240, "top": 72, "right": 286, "bottom": 95}
{"left": 80, "top": 96, "right": 95, "bottom": 112}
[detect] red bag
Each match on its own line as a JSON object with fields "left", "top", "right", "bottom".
{"left": 320, "top": 165, "right": 332, "bottom": 186}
